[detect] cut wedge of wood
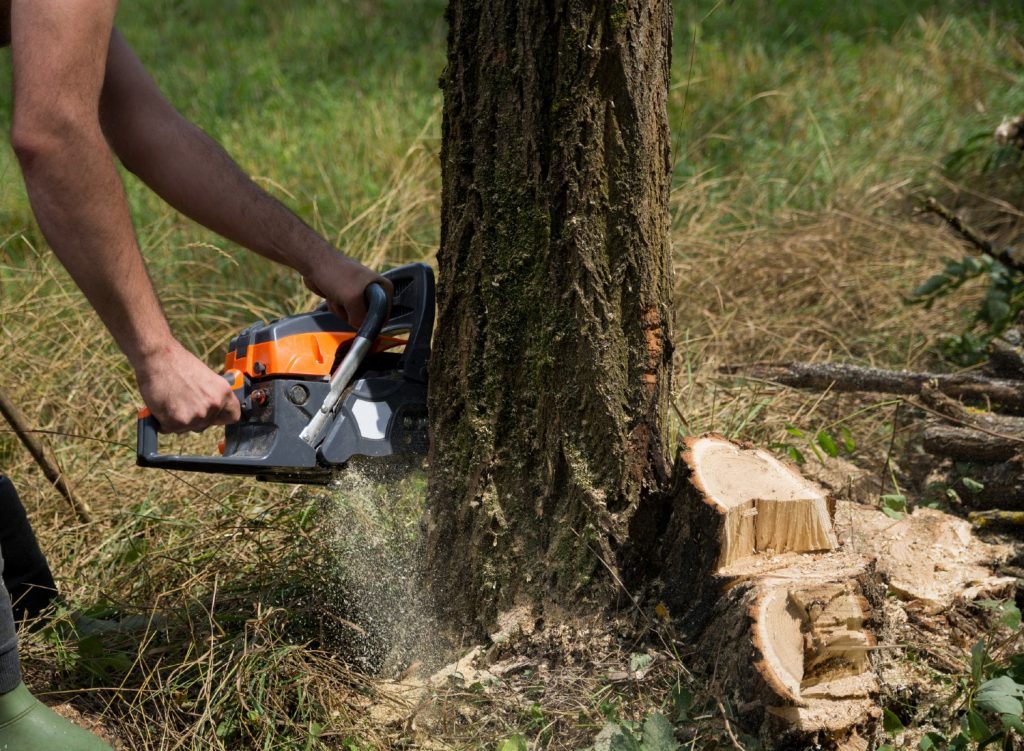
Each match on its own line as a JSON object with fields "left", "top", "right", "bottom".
{"left": 663, "top": 436, "right": 878, "bottom": 746}
{"left": 688, "top": 437, "right": 838, "bottom": 567}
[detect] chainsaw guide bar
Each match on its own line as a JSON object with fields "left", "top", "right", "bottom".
{"left": 137, "top": 263, "right": 434, "bottom": 484}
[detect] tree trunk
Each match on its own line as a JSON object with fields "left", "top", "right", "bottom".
{"left": 427, "top": 0, "right": 673, "bottom": 631}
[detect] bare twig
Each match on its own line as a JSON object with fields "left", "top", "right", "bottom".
{"left": 878, "top": 401, "right": 901, "bottom": 498}
{"left": 0, "top": 386, "right": 93, "bottom": 523}
{"left": 923, "top": 197, "right": 1024, "bottom": 272}
{"left": 716, "top": 697, "right": 745, "bottom": 751}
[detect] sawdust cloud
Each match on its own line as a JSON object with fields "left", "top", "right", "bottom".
{"left": 315, "top": 459, "right": 449, "bottom": 676}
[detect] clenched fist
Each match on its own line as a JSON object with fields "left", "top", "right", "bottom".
{"left": 303, "top": 255, "right": 392, "bottom": 326}
{"left": 135, "top": 341, "right": 241, "bottom": 433}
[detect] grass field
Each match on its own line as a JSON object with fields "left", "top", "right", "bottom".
{"left": 0, "top": 1, "right": 1023, "bottom": 748}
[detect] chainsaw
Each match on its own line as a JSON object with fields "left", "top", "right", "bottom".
{"left": 136, "top": 263, "right": 434, "bottom": 484}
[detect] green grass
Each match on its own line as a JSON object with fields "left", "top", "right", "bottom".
{"left": 0, "top": 1, "right": 1023, "bottom": 748}
{"left": 671, "top": 1, "right": 1024, "bottom": 220}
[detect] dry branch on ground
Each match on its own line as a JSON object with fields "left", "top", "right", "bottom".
{"left": 725, "top": 361, "right": 1024, "bottom": 411}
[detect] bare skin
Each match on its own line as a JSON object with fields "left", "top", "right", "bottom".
{"left": 4, "top": 0, "right": 391, "bottom": 433}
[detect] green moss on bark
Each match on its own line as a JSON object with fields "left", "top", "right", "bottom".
{"left": 427, "top": 0, "right": 674, "bottom": 633}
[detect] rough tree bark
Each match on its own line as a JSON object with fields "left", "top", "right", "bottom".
{"left": 426, "top": 0, "right": 674, "bottom": 631}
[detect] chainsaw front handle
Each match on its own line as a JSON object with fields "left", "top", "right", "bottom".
{"left": 299, "top": 281, "right": 389, "bottom": 447}
{"left": 358, "top": 282, "right": 390, "bottom": 340}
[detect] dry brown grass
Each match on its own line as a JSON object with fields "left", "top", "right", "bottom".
{"left": 0, "top": 129, "right": 442, "bottom": 749}
{"left": 0, "top": 166, "right": 994, "bottom": 749}
{"left": 1, "top": 10, "right": 1022, "bottom": 747}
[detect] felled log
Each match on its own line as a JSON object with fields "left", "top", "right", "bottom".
{"left": 922, "top": 423, "right": 1024, "bottom": 462}
{"left": 936, "top": 458, "right": 1024, "bottom": 511}
{"left": 970, "top": 509, "right": 1024, "bottom": 530}
{"left": 724, "top": 361, "right": 1024, "bottom": 412}
{"left": 919, "top": 383, "right": 1024, "bottom": 432}
{"left": 660, "top": 436, "right": 878, "bottom": 745}
{"left": 986, "top": 333, "right": 1024, "bottom": 379}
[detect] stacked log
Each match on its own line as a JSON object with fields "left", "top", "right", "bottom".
{"left": 725, "top": 331, "right": 1024, "bottom": 519}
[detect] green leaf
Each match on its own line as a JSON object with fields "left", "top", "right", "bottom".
{"left": 816, "top": 430, "right": 839, "bottom": 458}
{"left": 883, "top": 708, "right": 906, "bottom": 735}
{"left": 920, "top": 732, "right": 948, "bottom": 750}
{"left": 880, "top": 494, "right": 907, "bottom": 510}
{"left": 498, "top": 735, "right": 528, "bottom": 751}
{"left": 964, "top": 256, "right": 984, "bottom": 274}
{"left": 785, "top": 424, "right": 805, "bottom": 438}
{"left": 912, "top": 274, "right": 950, "bottom": 298}
{"left": 1002, "top": 713, "right": 1024, "bottom": 734}
{"left": 840, "top": 426, "right": 856, "bottom": 453}
{"left": 986, "top": 296, "right": 1012, "bottom": 324}
{"left": 594, "top": 722, "right": 642, "bottom": 751}
{"left": 785, "top": 445, "right": 806, "bottom": 465}
{"left": 967, "top": 708, "right": 992, "bottom": 742}
{"left": 669, "top": 684, "right": 692, "bottom": 722}
{"left": 1007, "top": 654, "right": 1024, "bottom": 684}
{"left": 880, "top": 494, "right": 907, "bottom": 519}
{"left": 972, "top": 640, "right": 988, "bottom": 686}
{"left": 950, "top": 731, "right": 971, "bottom": 750}
{"left": 975, "top": 676, "right": 1024, "bottom": 716}
{"left": 641, "top": 713, "right": 680, "bottom": 751}
{"left": 1000, "top": 602, "right": 1022, "bottom": 630}
{"left": 962, "top": 477, "right": 985, "bottom": 493}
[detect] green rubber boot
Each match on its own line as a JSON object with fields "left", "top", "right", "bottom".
{"left": 0, "top": 682, "right": 112, "bottom": 750}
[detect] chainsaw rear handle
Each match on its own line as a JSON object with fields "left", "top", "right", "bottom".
{"left": 137, "top": 370, "right": 248, "bottom": 469}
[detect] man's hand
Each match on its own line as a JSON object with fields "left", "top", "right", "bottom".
{"left": 303, "top": 256, "right": 393, "bottom": 326}
{"left": 135, "top": 342, "right": 241, "bottom": 433}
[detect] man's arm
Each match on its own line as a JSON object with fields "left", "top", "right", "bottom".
{"left": 10, "top": 0, "right": 239, "bottom": 433}
{"left": 97, "top": 30, "right": 390, "bottom": 325}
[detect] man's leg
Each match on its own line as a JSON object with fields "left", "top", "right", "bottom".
{"left": 0, "top": 475, "right": 57, "bottom": 624}
{"left": 0, "top": 477, "right": 111, "bottom": 749}
{"left": 0, "top": 548, "right": 20, "bottom": 694}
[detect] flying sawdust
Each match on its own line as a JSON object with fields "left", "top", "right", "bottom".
{"left": 315, "top": 460, "right": 448, "bottom": 676}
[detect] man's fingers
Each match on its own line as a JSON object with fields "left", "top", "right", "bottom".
{"left": 343, "top": 299, "right": 367, "bottom": 327}
{"left": 214, "top": 395, "right": 242, "bottom": 425}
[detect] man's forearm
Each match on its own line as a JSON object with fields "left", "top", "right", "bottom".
{"left": 99, "top": 32, "right": 334, "bottom": 279}
{"left": 117, "top": 115, "right": 334, "bottom": 277}
{"left": 98, "top": 30, "right": 388, "bottom": 325}
{"left": 15, "top": 122, "right": 173, "bottom": 370}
